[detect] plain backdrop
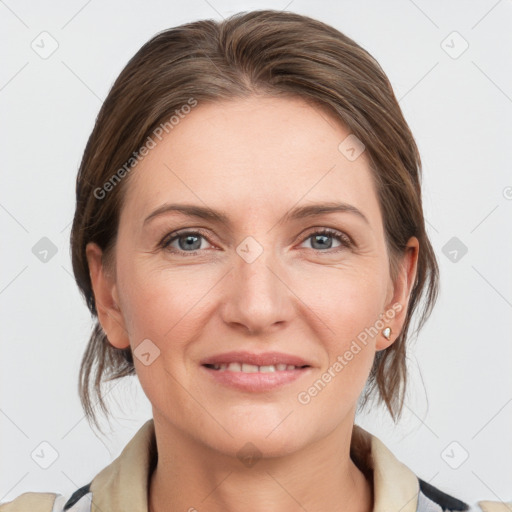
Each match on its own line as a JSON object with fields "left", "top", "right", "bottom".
{"left": 1, "top": 0, "right": 511, "bottom": 506}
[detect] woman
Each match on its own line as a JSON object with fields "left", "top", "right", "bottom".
{"left": 1, "top": 9, "right": 507, "bottom": 512}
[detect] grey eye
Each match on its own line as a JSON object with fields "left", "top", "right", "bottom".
{"left": 177, "top": 234, "right": 203, "bottom": 251}
{"left": 301, "top": 230, "right": 346, "bottom": 251}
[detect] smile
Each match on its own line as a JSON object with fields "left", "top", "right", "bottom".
{"left": 205, "top": 362, "right": 309, "bottom": 372}
{"left": 200, "top": 351, "right": 313, "bottom": 392}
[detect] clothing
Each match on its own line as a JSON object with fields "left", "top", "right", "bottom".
{"left": 0, "top": 419, "right": 508, "bottom": 511}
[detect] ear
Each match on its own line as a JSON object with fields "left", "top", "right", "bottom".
{"left": 376, "top": 236, "right": 419, "bottom": 351}
{"left": 85, "top": 242, "right": 130, "bottom": 349}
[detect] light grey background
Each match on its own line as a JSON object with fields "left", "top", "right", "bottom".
{"left": 1, "top": 0, "right": 511, "bottom": 506}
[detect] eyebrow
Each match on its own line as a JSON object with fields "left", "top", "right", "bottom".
{"left": 143, "top": 201, "right": 369, "bottom": 227}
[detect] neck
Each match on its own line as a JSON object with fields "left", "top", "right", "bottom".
{"left": 148, "top": 414, "right": 373, "bottom": 512}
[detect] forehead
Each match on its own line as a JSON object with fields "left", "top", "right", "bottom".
{"left": 121, "top": 95, "right": 381, "bottom": 228}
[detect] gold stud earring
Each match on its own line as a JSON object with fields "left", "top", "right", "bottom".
{"left": 382, "top": 327, "right": 392, "bottom": 340}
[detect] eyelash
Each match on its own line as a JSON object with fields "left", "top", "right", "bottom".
{"left": 158, "top": 228, "right": 353, "bottom": 256}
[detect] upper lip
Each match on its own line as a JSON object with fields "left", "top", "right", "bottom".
{"left": 201, "top": 351, "right": 311, "bottom": 367}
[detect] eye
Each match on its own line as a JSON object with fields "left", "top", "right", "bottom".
{"left": 300, "top": 228, "right": 352, "bottom": 251}
{"left": 160, "top": 230, "right": 213, "bottom": 255}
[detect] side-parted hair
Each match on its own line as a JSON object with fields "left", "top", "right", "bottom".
{"left": 70, "top": 9, "right": 439, "bottom": 433}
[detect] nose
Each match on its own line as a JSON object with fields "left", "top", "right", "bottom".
{"left": 220, "top": 243, "right": 295, "bottom": 335}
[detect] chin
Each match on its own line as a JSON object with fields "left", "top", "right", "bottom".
{"left": 200, "top": 412, "right": 318, "bottom": 459}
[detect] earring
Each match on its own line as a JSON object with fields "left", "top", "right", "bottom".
{"left": 382, "top": 327, "right": 392, "bottom": 340}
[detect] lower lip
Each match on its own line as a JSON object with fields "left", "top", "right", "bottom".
{"left": 201, "top": 365, "right": 312, "bottom": 392}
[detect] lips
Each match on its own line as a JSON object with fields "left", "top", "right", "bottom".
{"left": 200, "top": 351, "right": 313, "bottom": 392}
{"left": 200, "top": 351, "right": 311, "bottom": 369}
{"left": 200, "top": 352, "right": 311, "bottom": 392}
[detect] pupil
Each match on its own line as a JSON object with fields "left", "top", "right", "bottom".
{"left": 312, "top": 234, "right": 331, "bottom": 250}
{"left": 179, "top": 235, "right": 201, "bottom": 251}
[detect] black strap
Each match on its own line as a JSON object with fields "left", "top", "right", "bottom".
{"left": 63, "top": 482, "right": 92, "bottom": 510}
{"left": 419, "top": 478, "right": 470, "bottom": 511}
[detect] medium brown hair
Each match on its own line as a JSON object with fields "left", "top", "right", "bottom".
{"left": 70, "top": 9, "right": 439, "bottom": 433}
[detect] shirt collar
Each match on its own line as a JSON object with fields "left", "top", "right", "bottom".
{"left": 89, "top": 419, "right": 419, "bottom": 512}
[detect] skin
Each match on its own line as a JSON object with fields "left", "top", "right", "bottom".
{"left": 87, "top": 95, "right": 419, "bottom": 512}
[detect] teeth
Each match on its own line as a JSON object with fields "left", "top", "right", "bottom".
{"left": 210, "top": 363, "right": 305, "bottom": 372}
{"left": 241, "top": 363, "right": 259, "bottom": 373}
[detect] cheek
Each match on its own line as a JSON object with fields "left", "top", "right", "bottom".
{"left": 117, "top": 260, "right": 217, "bottom": 348}
{"left": 293, "top": 264, "right": 386, "bottom": 392}
{"left": 291, "top": 259, "right": 388, "bottom": 337}
{"left": 116, "top": 264, "right": 212, "bottom": 410}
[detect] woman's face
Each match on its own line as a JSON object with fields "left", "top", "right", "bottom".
{"left": 88, "top": 95, "right": 417, "bottom": 456}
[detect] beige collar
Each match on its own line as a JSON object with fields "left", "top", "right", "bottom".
{"left": 89, "top": 419, "right": 419, "bottom": 512}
